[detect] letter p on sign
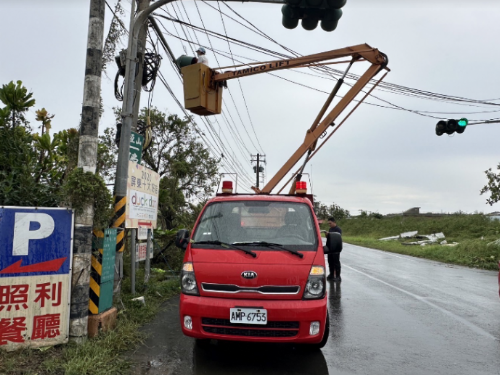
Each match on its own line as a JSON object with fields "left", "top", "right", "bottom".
{"left": 13, "top": 213, "right": 55, "bottom": 256}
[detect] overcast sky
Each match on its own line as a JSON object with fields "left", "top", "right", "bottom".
{"left": 1, "top": 0, "right": 500, "bottom": 215}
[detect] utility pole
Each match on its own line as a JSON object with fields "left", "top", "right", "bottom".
{"left": 132, "top": 0, "right": 151, "bottom": 131}
{"left": 70, "top": 0, "right": 105, "bottom": 342}
{"left": 251, "top": 154, "right": 266, "bottom": 188}
{"left": 112, "top": 0, "right": 151, "bottom": 297}
{"left": 112, "top": 0, "right": 285, "bottom": 296}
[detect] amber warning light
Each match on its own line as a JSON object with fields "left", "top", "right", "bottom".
{"left": 222, "top": 181, "right": 233, "bottom": 193}
{"left": 296, "top": 181, "right": 307, "bottom": 194}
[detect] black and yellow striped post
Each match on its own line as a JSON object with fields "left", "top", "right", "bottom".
{"left": 89, "top": 229, "right": 117, "bottom": 314}
{"left": 112, "top": 195, "right": 127, "bottom": 253}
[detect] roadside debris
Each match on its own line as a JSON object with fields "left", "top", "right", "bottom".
{"left": 379, "top": 231, "right": 457, "bottom": 246}
{"left": 487, "top": 239, "right": 500, "bottom": 247}
{"left": 401, "top": 231, "right": 418, "bottom": 238}
{"left": 131, "top": 296, "right": 146, "bottom": 306}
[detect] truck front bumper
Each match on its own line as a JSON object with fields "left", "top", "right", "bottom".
{"left": 180, "top": 294, "right": 328, "bottom": 344}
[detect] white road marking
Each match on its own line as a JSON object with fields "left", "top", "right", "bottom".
{"left": 343, "top": 263, "right": 498, "bottom": 341}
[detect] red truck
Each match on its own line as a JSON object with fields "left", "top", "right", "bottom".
{"left": 176, "top": 186, "right": 334, "bottom": 348}
{"left": 175, "top": 44, "right": 389, "bottom": 348}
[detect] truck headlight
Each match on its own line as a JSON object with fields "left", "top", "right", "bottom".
{"left": 181, "top": 262, "right": 199, "bottom": 296}
{"left": 303, "top": 265, "right": 325, "bottom": 299}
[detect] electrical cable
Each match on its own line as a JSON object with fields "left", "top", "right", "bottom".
{"left": 157, "top": 10, "right": 259, "bottom": 160}
{"left": 160, "top": 7, "right": 264, "bottom": 156}
{"left": 157, "top": 12, "right": 500, "bottom": 122}
{"left": 216, "top": 1, "right": 265, "bottom": 155}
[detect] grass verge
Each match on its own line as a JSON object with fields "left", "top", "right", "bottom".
{"left": 342, "top": 236, "right": 500, "bottom": 271}
{"left": 0, "top": 270, "right": 180, "bottom": 375}
{"left": 322, "top": 214, "right": 500, "bottom": 271}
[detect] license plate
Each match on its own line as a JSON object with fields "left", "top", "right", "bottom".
{"left": 230, "top": 308, "right": 267, "bottom": 325}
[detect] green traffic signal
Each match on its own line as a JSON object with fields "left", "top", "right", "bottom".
{"left": 435, "top": 118, "right": 467, "bottom": 136}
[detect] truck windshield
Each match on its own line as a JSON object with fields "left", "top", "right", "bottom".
{"left": 192, "top": 201, "right": 318, "bottom": 251}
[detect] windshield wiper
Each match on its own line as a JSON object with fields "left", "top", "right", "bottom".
{"left": 233, "top": 241, "right": 303, "bottom": 258}
{"left": 193, "top": 240, "right": 257, "bottom": 258}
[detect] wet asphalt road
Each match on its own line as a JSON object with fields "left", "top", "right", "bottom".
{"left": 127, "top": 243, "right": 500, "bottom": 375}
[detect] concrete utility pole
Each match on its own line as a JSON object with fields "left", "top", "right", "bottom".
{"left": 251, "top": 154, "right": 266, "bottom": 188}
{"left": 70, "top": 0, "right": 105, "bottom": 342}
{"left": 112, "top": 0, "right": 150, "bottom": 296}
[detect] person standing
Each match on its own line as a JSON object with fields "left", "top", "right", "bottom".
{"left": 195, "top": 47, "right": 209, "bottom": 66}
{"left": 326, "top": 217, "right": 342, "bottom": 281}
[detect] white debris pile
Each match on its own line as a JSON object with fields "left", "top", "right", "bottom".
{"left": 487, "top": 239, "right": 500, "bottom": 247}
{"left": 379, "top": 231, "right": 458, "bottom": 246}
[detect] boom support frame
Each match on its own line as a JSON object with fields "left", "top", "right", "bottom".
{"left": 212, "top": 44, "right": 389, "bottom": 194}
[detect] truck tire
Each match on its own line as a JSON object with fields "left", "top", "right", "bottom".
{"left": 195, "top": 338, "right": 211, "bottom": 348}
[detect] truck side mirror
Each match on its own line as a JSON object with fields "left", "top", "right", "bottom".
{"left": 325, "top": 232, "right": 343, "bottom": 253}
{"left": 175, "top": 229, "right": 190, "bottom": 250}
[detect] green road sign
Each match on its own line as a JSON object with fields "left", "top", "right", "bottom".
{"left": 129, "top": 131, "right": 144, "bottom": 164}
{"left": 99, "top": 228, "right": 117, "bottom": 313}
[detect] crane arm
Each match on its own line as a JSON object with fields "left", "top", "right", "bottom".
{"left": 212, "top": 43, "right": 386, "bottom": 83}
{"left": 191, "top": 43, "right": 389, "bottom": 194}
{"left": 260, "top": 62, "right": 386, "bottom": 194}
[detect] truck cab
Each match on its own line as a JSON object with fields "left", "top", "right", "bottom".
{"left": 176, "top": 181, "right": 330, "bottom": 348}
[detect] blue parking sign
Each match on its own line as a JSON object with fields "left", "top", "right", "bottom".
{"left": 0, "top": 207, "right": 74, "bottom": 350}
{"left": 0, "top": 207, "right": 73, "bottom": 277}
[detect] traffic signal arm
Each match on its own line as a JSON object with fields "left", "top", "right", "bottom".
{"left": 212, "top": 44, "right": 387, "bottom": 82}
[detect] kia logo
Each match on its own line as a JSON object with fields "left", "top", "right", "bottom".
{"left": 241, "top": 271, "right": 257, "bottom": 279}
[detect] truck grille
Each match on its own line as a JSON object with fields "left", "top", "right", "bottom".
{"left": 201, "top": 318, "right": 299, "bottom": 338}
{"left": 203, "top": 326, "right": 299, "bottom": 338}
{"left": 201, "top": 283, "right": 300, "bottom": 295}
{"left": 202, "top": 318, "right": 299, "bottom": 329}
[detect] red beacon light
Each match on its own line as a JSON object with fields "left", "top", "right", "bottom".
{"left": 222, "top": 180, "right": 233, "bottom": 194}
{"left": 295, "top": 181, "right": 307, "bottom": 194}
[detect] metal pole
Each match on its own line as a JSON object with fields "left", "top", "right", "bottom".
{"left": 111, "top": 0, "right": 136, "bottom": 298}
{"left": 149, "top": 16, "right": 180, "bottom": 73}
{"left": 112, "top": 0, "right": 287, "bottom": 296}
{"left": 130, "top": 228, "right": 136, "bottom": 294}
{"left": 131, "top": 0, "right": 151, "bottom": 132}
{"left": 70, "top": 0, "right": 105, "bottom": 343}
{"left": 256, "top": 154, "right": 260, "bottom": 188}
{"left": 145, "top": 229, "right": 151, "bottom": 284}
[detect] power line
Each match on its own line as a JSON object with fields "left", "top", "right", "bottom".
{"left": 154, "top": 14, "right": 257, "bottom": 162}
{"left": 157, "top": 12, "right": 500, "bottom": 122}
{"left": 216, "top": 1, "right": 265, "bottom": 154}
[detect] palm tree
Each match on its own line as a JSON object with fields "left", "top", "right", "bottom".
{"left": 0, "top": 80, "right": 36, "bottom": 128}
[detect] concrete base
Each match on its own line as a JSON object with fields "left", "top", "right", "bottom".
{"left": 88, "top": 307, "right": 118, "bottom": 338}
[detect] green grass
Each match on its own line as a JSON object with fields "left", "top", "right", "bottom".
{"left": 324, "top": 214, "right": 500, "bottom": 270}
{"left": 0, "top": 270, "right": 180, "bottom": 375}
{"left": 337, "top": 214, "right": 500, "bottom": 240}
{"left": 344, "top": 237, "right": 500, "bottom": 270}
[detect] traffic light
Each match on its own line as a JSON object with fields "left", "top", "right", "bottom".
{"left": 281, "top": 0, "right": 346, "bottom": 32}
{"left": 435, "top": 118, "right": 468, "bottom": 136}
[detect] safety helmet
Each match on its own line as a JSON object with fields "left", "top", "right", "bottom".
{"left": 196, "top": 47, "right": 206, "bottom": 54}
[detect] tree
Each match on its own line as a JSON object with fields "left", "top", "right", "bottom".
{"left": 0, "top": 80, "right": 36, "bottom": 129}
{"left": 0, "top": 80, "right": 112, "bottom": 227}
{"left": 481, "top": 163, "right": 500, "bottom": 206}
{"left": 101, "top": 107, "right": 220, "bottom": 229}
{"left": 144, "top": 108, "right": 219, "bottom": 228}
{"left": 313, "top": 198, "right": 350, "bottom": 220}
